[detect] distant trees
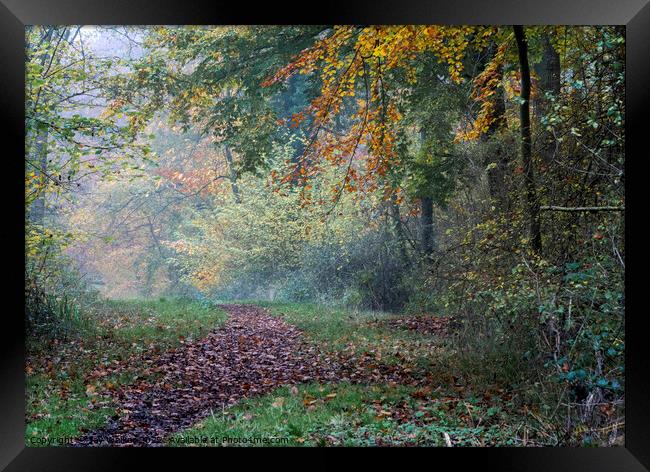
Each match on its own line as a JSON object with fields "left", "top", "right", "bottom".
{"left": 25, "top": 26, "right": 154, "bottom": 327}
{"left": 80, "top": 25, "right": 623, "bottom": 301}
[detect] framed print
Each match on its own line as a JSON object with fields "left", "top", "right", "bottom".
{"left": 1, "top": 0, "right": 647, "bottom": 470}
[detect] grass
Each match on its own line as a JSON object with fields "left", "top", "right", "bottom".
{"left": 25, "top": 374, "right": 116, "bottom": 446}
{"left": 88, "top": 298, "right": 227, "bottom": 346}
{"left": 166, "top": 301, "right": 529, "bottom": 447}
{"left": 25, "top": 297, "right": 227, "bottom": 445}
{"left": 251, "top": 301, "right": 451, "bottom": 369}
{"left": 27, "top": 298, "right": 532, "bottom": 446}
{"left": 170, "top": 382, "right": 523, "bottom": 447}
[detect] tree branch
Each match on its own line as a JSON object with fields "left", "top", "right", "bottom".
{"left": 539, "top": 205, "right": 624, "bottom": 212}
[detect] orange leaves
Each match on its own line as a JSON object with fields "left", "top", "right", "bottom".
{"left": 263, "top": 25, "right": 498, "bottom": 206}
{"left": 455, "top": 39, "right": 508, "bottom": 142}
{"left": 263, "top": 26, "right": 497, "bottom": 207}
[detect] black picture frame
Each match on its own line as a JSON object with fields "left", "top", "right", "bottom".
{"left": 1, "top": 1, "right": 647, "bottom": 470}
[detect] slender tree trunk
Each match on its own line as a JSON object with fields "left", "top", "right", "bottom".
{"left": 514, "top": 25, "right": 542, "bottom": 254}
{"left": 32, "top": 128, "right": 49, "bottom": 226}
{"left": 418, "top": 128, "right": 435, "bottom": 255}
{"left": 223, "top": 144, "right": 241, "bottom": 203}
{"left": 481, "top": 42, "right": 509, "bottom": 209}
{"left": 389, "top": 194, "right": 409, "bottom": 263}
{"left": 534, "top": 32, "right": 561, "bottom": 167}
{"left": 222, "top": 88, "right": 242, "bottom": 204}
{"left": 420, "top": 196, "right": 434, "bottom": 255}
{"left": 30, "top": 27, "right": 56, "bottom": 228}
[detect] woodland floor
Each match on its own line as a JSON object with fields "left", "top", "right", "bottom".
{"left": 28, "top": 301, "right": 528, "bottom": 447}
{"left": 74, "top": 304, "right": 346, "bottom": 446}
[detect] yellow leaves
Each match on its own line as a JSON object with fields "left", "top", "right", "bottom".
{"left": 271, "top": 397, "right": 285, "bottom": 408}
{"left": 455, "top": 37, "right": 511, "bottom": 142}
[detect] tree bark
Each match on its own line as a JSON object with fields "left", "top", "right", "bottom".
{"left": 536, "top": 34, "right": 561, "bottom": 97}
{"left": 539, "top": 205, "right": 624, "bottom": 212}
{"left": 481, "top": 41, "right": 509, "bottom": 209}
{"left": 420, "top": 196, "right": 434, "bottom": 255}
{"left": 534, "top": 32, "right": 561, "bottom": 166}
{"left": 389, "top": 194, "right": 410, "bottom": 262}
{"left": 30, "top": 27, "right": 56, "bottom": 227}
{"left": 514, "top": 25, "right": 542, "bottom": 254}
{"left": 418, "top": 128, "right": 435, "bottom": 256}
{"left": 223, "top": 144, "right": 241, "bottom": 203}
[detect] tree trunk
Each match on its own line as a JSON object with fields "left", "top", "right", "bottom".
{"left": 420, "top": 196, "right": 434, "bottom": 255}
{"left": 30, "top": 27, "right": 56, "bottom": 228}
{"left": 514, "top": 25, "right": 542, "bottom": 254}
{"left": 32, "top": 127, "right": 49, "bottom": 226}
{"left": 418, "top": 128, "right": 435, "bottom": 256}
{"left": 536, "top": 33, "right": 561, "bottom": 98}
{"left": 389, "top": 194, "right": 410, "bottom": 263}
{"left": 534, "top": 33, "right": 561, "bottom": 166}
{"left": 481, "top": 42, "right": 509, "bottom": 209}
{"left": 223, "top": 144, "right": 241, "bottom": 203}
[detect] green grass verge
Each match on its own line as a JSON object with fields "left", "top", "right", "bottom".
{"left": 170, "top": 382, "right": 521, "bottom": 447}
{"left": 249, "top": 301, "right": 450, "bottom": 369}
{"left": 26, "top": 298, "right": 227, "bottom": 445}
{"left": 89, "top": 298, "right": 228, "bottom": 346}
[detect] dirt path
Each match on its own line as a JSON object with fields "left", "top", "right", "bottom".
{"left": 74, "top": 304, "right": 436, "bottom": 446}
{"left": 74, "top": 304, "right": 345, "bottom": 446}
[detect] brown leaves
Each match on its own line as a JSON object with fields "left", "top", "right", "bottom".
{"left": 376, "top": 410, "right": 392, "bottom": 420}
{"left": 412, "top": 386, "right": 433, "bottom": 399}
{"left": 74, "top": 304, "right": 451, "bottom": 447}
{"left": 374, "top": 315, "right": 454, "bottom": 336}
{"left": 303, "top": 397, "right": 318, "bottom": 407}
{"left": 75, "top": 304, "right": 346, "bottom": 446}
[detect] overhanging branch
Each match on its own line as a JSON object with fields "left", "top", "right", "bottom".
{"left": 540, "top": 206, "right": 625, "bottom": 212}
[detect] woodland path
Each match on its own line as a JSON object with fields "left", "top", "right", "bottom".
{"left": 73, "top": 304, "right": 434, "bottom": 446}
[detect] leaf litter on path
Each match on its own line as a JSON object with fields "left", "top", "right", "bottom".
{"left": 74, "top": 304, "right": 436, "bottom": 447}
